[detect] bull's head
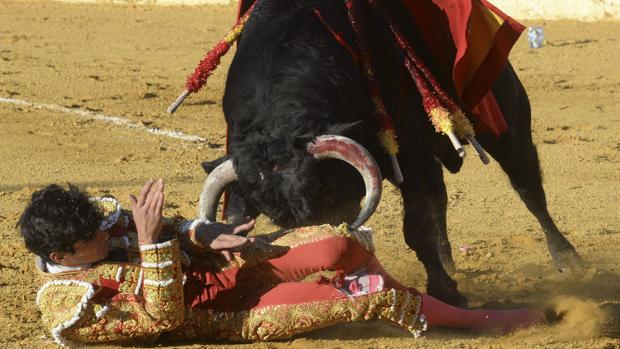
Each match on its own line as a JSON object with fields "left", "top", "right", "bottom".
{"left": 199, "top": 135, "right": 382, "bottom": 229}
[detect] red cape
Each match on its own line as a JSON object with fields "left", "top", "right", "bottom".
{"left": 400, "top": 0, "right": 524, "bottom": 136}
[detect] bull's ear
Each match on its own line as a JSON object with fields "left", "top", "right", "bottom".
{"left": 325, "top": 121, "right": 365, "bottom": 136}
{"left": 201, "top": 155, "right": 231, "bottom": 174}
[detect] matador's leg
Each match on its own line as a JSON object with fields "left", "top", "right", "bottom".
{"left": 175, "top": 275, "right": 545, "bottom": 342}
{"left": 184, "top": 223, "right": 401, "bottom": 286}
{"left": 263, "top": 229, "right": 374, "bottom": 281}
{"left": 184, "top": 224, "right": 387, "bottom": 310}
{"left": 189, "top": 225, "right": 412, "bottom": 312}
{"left": 257, "top": 224, "right": 407, "bottom": 290}
{"left": 418, "top": 293, "right": 546, "bottom": 333}
{"left": 178, "top": 277, "right": 427, "bottom": 342}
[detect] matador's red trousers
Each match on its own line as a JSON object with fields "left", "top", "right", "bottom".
{"left": 174, "top": 225, "right": 542, "bottom": 342}
{"left": 183, "top": 225, "right": 411, "bottom": 312}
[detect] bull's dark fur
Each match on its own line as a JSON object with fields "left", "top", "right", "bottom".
{"left": 221, "top": 0, "right": 381, "bottom": 228}
{"left": 205, "top": 0, "right": 582, "bottom": 305}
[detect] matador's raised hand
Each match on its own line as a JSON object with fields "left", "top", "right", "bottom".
{"left": 130, "top": 179, "right": 165, "bottom": 245}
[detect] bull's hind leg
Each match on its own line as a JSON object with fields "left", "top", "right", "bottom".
{"left": 477, "top": 64, "right": 583, "bottom": 274}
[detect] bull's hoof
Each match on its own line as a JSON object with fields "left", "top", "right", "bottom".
{"left": 551, "top": 244, "right": 585, "bottom": 276}
{"left": 427, "top": 278, "right": 468, "bottom": 307}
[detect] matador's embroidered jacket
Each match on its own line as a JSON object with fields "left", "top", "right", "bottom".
{"left": 34, "top": 199, "right": 427, "bottom": 347}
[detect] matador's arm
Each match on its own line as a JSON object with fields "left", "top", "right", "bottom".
{"left": 37, "top": 239, "right": 185, "bottom": 347}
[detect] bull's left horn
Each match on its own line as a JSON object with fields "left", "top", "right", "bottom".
{"left": 198, "top": 159, "right": 237, "bottom": 221}
{"left": 307, "top": 135, "right": 382, "bottom": 230}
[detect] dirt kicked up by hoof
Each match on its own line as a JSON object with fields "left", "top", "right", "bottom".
{"left": 543, "top": 297, "right": 607, "bottom": 340}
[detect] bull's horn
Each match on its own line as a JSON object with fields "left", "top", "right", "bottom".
{"left": 198, "top": 159, "right": 237, "bottom": 221}
{"left": 307, "top": 135, "right": 383, "bottom": 230}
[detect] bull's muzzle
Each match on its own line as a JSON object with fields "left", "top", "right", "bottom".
{"left": 198, "top": 135, "right": 382, "bottom": 229}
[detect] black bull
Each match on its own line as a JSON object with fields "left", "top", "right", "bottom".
{"left": 202, "top": 0, "right": 582, "bottom": 306}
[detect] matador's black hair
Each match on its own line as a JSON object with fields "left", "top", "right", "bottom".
{"left": 17, "top": 184, "right": 102, "bottom": 263}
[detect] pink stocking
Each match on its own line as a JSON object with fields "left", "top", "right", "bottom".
{"left": 420, "top": 294, "right": 546, "bottom": 333}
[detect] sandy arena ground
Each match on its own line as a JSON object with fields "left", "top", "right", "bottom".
{"left": 0, "top": 1, "right": 619, "bottom": 348}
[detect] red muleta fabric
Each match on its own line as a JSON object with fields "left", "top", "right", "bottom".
{"left": 402, "top": 0, "right": 525, "bottom": 136}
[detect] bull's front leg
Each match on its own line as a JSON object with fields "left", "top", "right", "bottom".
{"left": 399, "top": 158, "right": 468, "bottom": 307}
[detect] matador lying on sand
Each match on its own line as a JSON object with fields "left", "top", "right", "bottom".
{"left": 18, "top": 179, "right": 545, "bottom": 347}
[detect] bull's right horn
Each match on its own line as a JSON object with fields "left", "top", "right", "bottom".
{"left": 198, "top": 159, "right": 238, "bottom": 221}
{"left": 307, "top": 135, "right": 383, "bottom": 230}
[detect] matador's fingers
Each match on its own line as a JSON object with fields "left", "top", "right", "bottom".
{"left": 129, "top": 194, "right": 138, "bottom": 209}
{"left": 138, "top": 179, "right": 155, "bottom": 206}
{"left": 154, "top": 191, "right": 164, "bottom": 217}
{"left": 232, "top": 219, "right": 256, "bottom": 235}
{"left": 148, "top": 179, "right": 164, "bottom": 213}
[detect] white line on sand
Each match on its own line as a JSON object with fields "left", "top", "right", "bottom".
{"left": 0, "top": 96, "right": 206, "bottom": 142}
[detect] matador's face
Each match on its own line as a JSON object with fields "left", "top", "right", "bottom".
{"left": 50, "top": 229, "right": 110, "bottom": 266}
